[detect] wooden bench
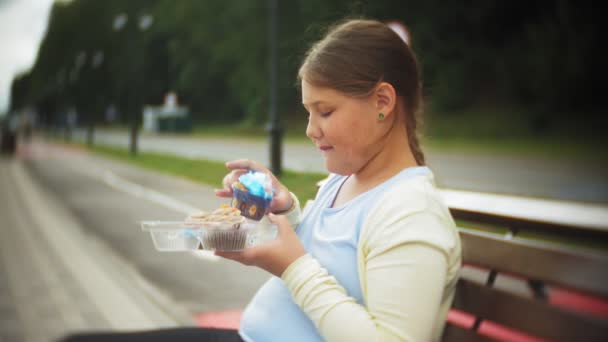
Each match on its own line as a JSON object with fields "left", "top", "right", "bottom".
{"left": 307, "top": 179, "right": 608, "bottom": 340}
{"left": 441, "top": 192, "right": 608, "bottom": 341}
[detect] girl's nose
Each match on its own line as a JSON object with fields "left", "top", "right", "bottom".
{"left": 306, "top": 115, "right": 322, "bottom": 140}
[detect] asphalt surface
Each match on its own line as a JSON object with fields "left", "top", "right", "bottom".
{"left": 73, "top": 129, "right": 608, "bottom": 204}
{"left": 1, "top": 152, "right": 197, "bottom": 341}
{"left": 21, "top": 142, "right": 271, "bottom": 315}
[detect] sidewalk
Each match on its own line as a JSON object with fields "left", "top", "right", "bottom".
{"left": 0, "top": 156, "right": 194, "bottom": 342}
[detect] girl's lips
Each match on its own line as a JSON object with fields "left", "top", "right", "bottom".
{"left": 319, "top": 145, "right": 333, "bottom": 151}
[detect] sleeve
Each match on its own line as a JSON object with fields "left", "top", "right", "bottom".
{"left": 281, "top": 192, "right": 302, "bottom": 229}
{"left": 281, "top": 212, "right": 451, "bottom": 342}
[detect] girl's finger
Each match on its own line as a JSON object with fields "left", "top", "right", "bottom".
{"left": 223, "top": 169, "right": 248, "bottom": 187}
{"left": 267, "top": 213, "right": 291, "bottom": 235}
{"left": 214, "top": 189, "right": 232, "bottom": 197}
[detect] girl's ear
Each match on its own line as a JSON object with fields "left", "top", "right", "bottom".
{"left": 374, "top": 82, "right": 397, "bottom": 118}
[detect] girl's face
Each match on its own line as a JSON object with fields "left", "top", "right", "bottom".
{"left": 302, "top": 80, "right": 386, "bottom": 175}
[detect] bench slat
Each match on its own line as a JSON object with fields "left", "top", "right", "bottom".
{"left": 441, "top": 324, "right": 493, "bottom": 342}
{"left": 453, "top": 278, "right": 608, "bottom": 341}
{"left": 459, "top": 228, "right": 608, "bottom": 298}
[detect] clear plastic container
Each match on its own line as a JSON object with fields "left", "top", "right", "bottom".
{"left": 203, "top": 220, "right": 279, "bottom": 251}
{"left": 141, "top": 221, "right": 202, "bottom": 251}
{"left": 141, "top": 219, "right": 278, "bottom": 252}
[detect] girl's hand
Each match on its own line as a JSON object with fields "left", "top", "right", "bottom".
{"left": 214, "top": 159, "right": 294, "bottom": 214}
{"left": 215, "top": 214, "right": 305, "bottom": 277}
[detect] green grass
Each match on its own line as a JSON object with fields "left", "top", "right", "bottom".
{"left": 91, "top": 144, "right": 228, "bottom": 187}
{"left": 89, "top": 144, "right": 326, "bottom": 203}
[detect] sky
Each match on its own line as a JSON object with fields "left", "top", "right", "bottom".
{"left": 0, "top": 0, "right": 54, "bottom": 115}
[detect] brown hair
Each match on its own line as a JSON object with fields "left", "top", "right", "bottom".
{"left": 298, "top": 19, "right": 425, "bottom": 165}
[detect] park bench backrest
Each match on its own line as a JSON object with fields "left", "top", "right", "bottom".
{"left": 442, "top": 227, "right": 608, "bottom": 342}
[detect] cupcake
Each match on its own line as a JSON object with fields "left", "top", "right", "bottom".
{"left": 185, "top": 206, "right": 244, "bottom": 226}
{"left": 185, "top": 206, "right": 248, "bottom": 251}
{"left": 231, "top": 171, "right": 273, "bottom": 221}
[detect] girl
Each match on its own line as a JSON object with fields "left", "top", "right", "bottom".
{"left": 61, "top": 18, "right": 461, "bottom": 342}
{"left": 216, "top": 19, "right": 461, "bottom": 342}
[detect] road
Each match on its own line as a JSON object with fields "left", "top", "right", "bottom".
{"left": 21, "top": 142, "right": 270, "bottom": 315}
{"left": 74, "top": 129, "right": 608, "bottom": 204}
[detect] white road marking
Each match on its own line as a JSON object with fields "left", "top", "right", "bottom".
{"left": 12, "top": 163, "right": 166, "bottom": 328}
{"left": 101, "top": 170, "right": 219, "bottom": 261}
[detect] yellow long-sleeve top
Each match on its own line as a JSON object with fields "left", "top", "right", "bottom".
{"left": 240, "top": 168, "right": 461, "bottom": 342}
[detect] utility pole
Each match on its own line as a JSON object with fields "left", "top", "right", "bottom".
{"left": 113, "top": 12, "right": 153, "bottom": 156}
{"left": 267, "top": 0, "right": 283, "bottom": 176}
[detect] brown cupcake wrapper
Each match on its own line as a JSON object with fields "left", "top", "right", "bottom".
{"left": 202, "top": 230, "right": 248, "bottom": 251}
{"left": 231, "top": 188, "right": 271, "bottom": 221}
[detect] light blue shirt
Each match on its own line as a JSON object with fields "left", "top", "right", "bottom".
{"left": 239, "top": 167, "right": 431, "bottom": 341}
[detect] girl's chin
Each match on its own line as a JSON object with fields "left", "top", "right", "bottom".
{"left": 324, "top": 160, "right": 354, "bottom": 176}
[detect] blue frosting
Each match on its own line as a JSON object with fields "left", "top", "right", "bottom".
{"left": 238, "top": 171, "right": 273, "bottom": 200}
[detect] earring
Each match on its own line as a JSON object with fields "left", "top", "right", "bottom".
{"left": 378, "top": 112, "right": 385, "bottom": 120}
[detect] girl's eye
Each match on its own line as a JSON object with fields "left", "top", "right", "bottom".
{"left": 320, "top": 111, "right": 333, "bottom": 117}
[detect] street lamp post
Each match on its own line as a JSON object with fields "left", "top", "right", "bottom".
{"left": 65, "top": 51, "right": 86, "bottom": 142}
{"left": 86, "top": 50, "right": 104, "bottom": 147}
{"left": 113, "top": 12, "right": 153, "bottom": 156}
{"left": 266, "top": 0, "right": 283, "bottom": 176}
{"left": 54, "top": 67, "right": 66, "bottom": 136}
